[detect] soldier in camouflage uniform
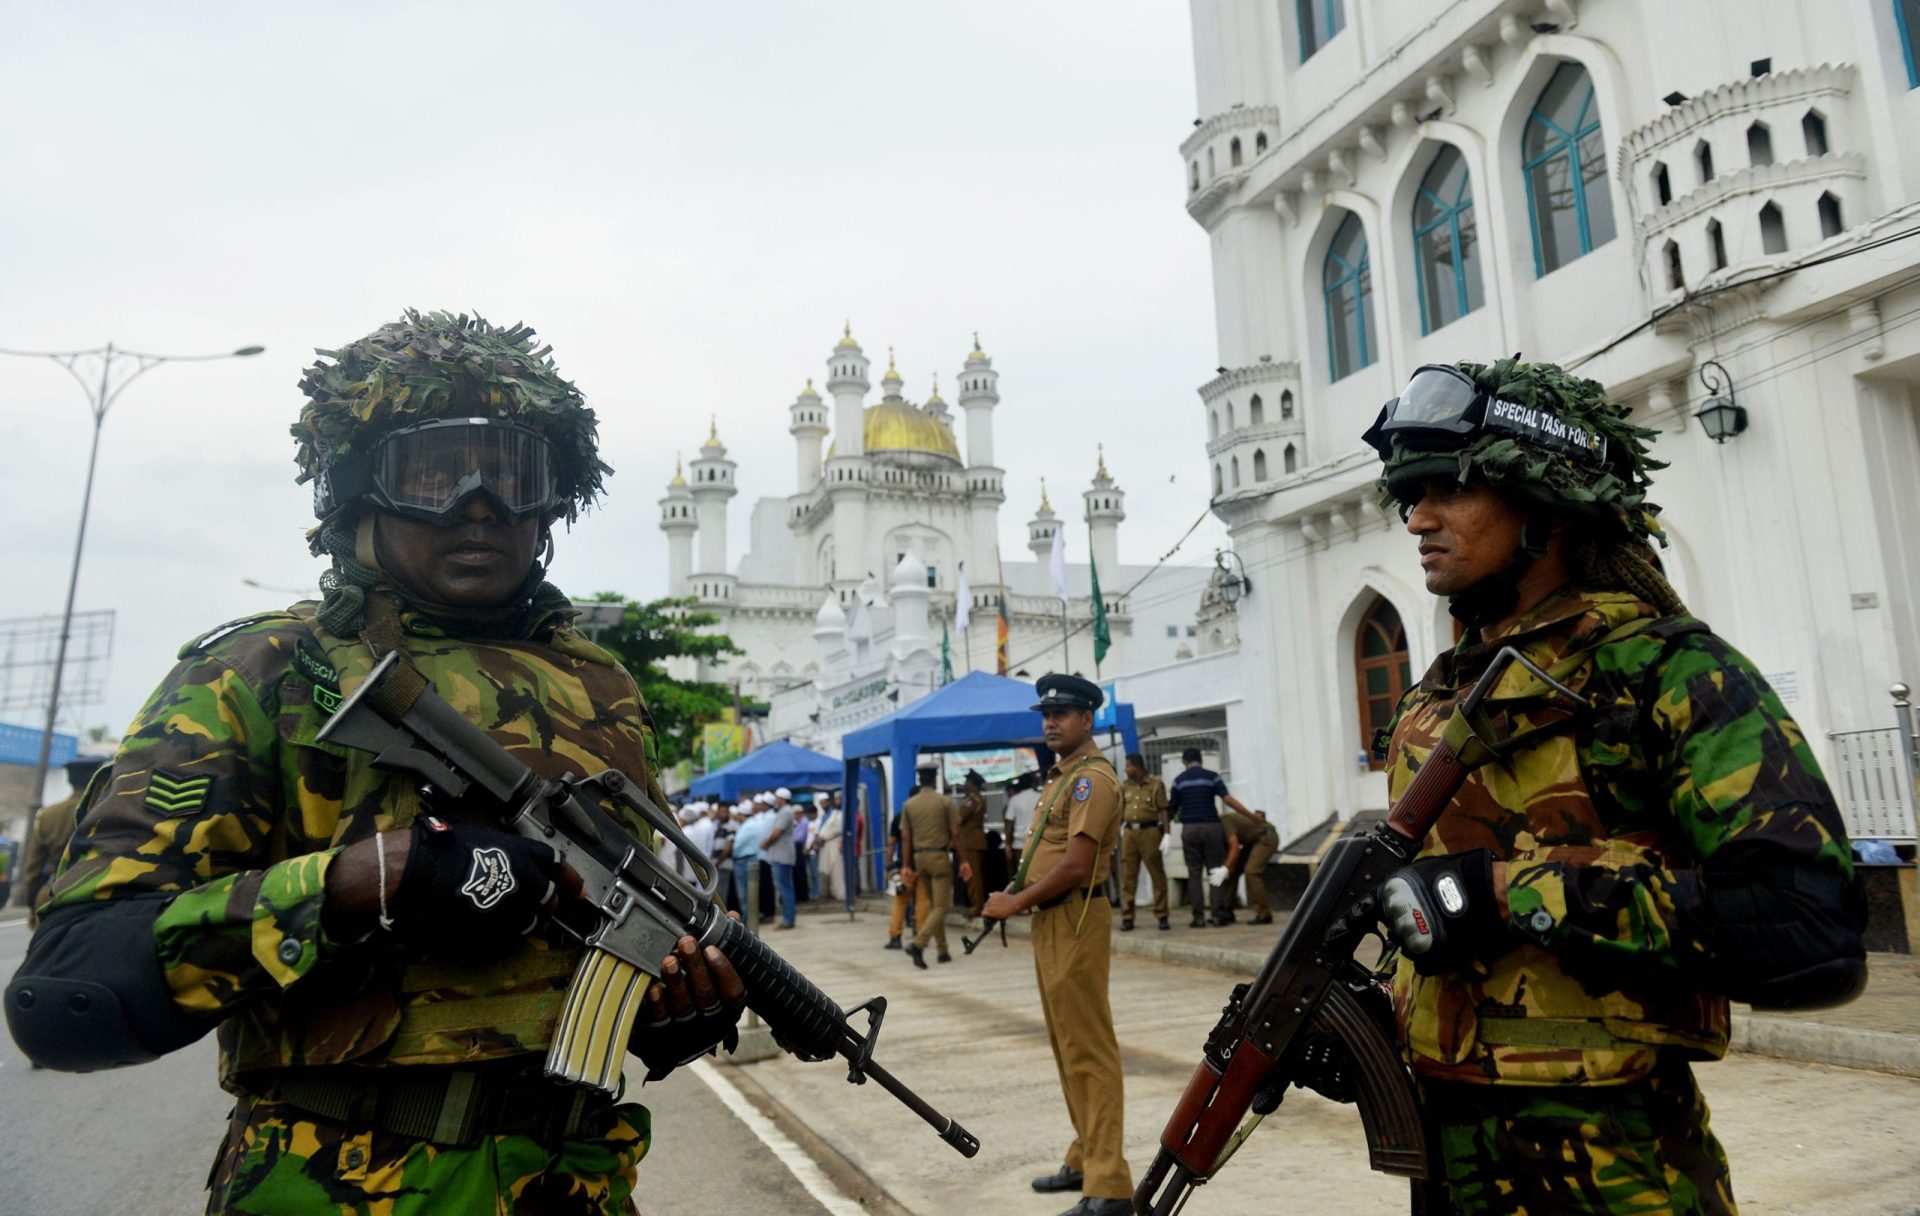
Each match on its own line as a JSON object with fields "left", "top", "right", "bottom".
{"left": 7, "top": 311, "right": 747, "bottom": 1215}
{"left": 1361, "top": 358, "right": 1866, "bottom": 1215}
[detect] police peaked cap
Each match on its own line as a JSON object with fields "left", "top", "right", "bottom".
{"left": 1031, "top": 673, "right": 1103, "bottom": 712}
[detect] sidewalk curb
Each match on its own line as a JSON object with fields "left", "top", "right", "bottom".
{"left": 834, "top": 898, "right": 1920, "bottom": 1078}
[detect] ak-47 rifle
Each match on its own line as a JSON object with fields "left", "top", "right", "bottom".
{"left": 318, "top": 652, "right": 980, "bottom": 1158}
{"left": 1133, "top": 646, "right": 1585, "bottom": 1214}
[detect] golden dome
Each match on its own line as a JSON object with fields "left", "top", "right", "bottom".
{"left": 800, "top": 377, "right": 820, "bottom": 399}
{"left": 968, "top": 331, "right": 988, "bottom": 362}
{"left": 836, "top": 321, "right": 859, "bottom": 349}
{"left": 881, "top": 347, "right": 902, "bottom": 385}
{"left": 864, "top": 400, "right": 961, "bottom": 464}
{"left": 669, "top": 454, "right": 687, "bottom": 487}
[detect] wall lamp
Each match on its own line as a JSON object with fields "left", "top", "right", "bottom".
{"left": 1693, "top": 359, "right": 1748, "bottom": 444}
{"left": 1214, "top": 548, "right": 1253, "bottom": 605}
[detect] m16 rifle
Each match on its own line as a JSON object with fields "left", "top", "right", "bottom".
{"left": 318, "top": 651, "right": 980, "bottom": 1158}
{"left": 1133, "top": 646, "right": 1585, "bottom": 1214}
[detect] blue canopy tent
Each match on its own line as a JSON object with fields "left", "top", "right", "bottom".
{"left": 689, "top": 739, "right": 843, "bottom": 803}
{"left": 836, "top": 671, "right": 1140, "bottom": 896}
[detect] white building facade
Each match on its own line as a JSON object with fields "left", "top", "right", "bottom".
{"left": 660, "top": 328, "right": 1212, "bottom": 754}
{"left": 1185, "top": 0, "right": 1920, "bottom": 843}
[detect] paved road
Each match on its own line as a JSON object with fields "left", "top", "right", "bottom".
{"left": 744, "top": 912, "right": 1920, "bottom": 1216}
{"left": 0, "top": 920, "right": 846, "bottom": 1214}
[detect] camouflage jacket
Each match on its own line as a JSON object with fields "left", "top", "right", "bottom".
{"left": 1385, "top": 587, "right": 1853, "bottom": 1087}
{"left": 44, "top": 595, "right": 666, "bottom": 1092}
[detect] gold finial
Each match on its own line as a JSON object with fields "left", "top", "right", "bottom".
{"left": 929, "top": 372, "right": 942, "bottom": 400}
{"left": 844, "top": 320, "right": 851, "bottom": 338}
{"left": 836, "top": 321, "right": 858, "bottom": 348}
{"left": 1039, "top": 478, "right": 1051, "bottom": 512}
{"left": 1096, "top": 443, "right": 1109, "bottom": 479}
{"left": 709, "top": 414, "right": 718, "bottom": 440}
{"left": 670, "top": 453, "right": 687, "bottom": 486}
{"left": 887, "top": 347, "right": 897, "bottom": 373}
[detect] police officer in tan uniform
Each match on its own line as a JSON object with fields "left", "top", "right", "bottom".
{"left": 1118, "top": 753, "right": 1170, "bottom": 932}
{"left": 19, "top": 757, "right": 108, "bottom": 926}
{"left": 983, "top": 674, "right": 1131, "bottom": 1216}
{"left": 956, "top": 770, "right": 989, "bottom": 923}
{"left": 899, "top": 767, "right": 972, "bottom": 968}
{"left": 1216, "top": 806, "right": 1278, "bottom": 925}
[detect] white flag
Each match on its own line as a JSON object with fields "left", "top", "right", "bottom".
{"left": 955, "top": 563, "right": 971, "bottom": 632}
{"left": 1050, "top": 525, "right": 1068, "bottom": 603}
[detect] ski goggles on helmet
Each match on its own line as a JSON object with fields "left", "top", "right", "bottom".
{"left": 315, "top": 417, "right": 557, "bottom": 526}
{"left": 1363, "top": 363, "right": 1609, "bottom": 467}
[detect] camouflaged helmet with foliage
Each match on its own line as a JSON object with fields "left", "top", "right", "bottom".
{"left": 291, "top": 309, "right": 610, "bottom": 523}
{"left": 1378, "top": 356, "right": 1667, "bottom": 544}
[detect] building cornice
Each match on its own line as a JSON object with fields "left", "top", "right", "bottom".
{"left": 1640, "top": 152, "right": 1867, "bottom": 236}
{"left": 1198, "top": 362, "right": 1302, "bottom": 405}
{"left": 1180, "top": 104, "right": 1283, "bottom": 160}
{"left": 1617, "top": 63, "right": 1855, "bottom": 167}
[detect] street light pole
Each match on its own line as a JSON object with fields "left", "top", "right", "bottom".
{"left": 2, "top": 340, "right": 263, "bottom": 877}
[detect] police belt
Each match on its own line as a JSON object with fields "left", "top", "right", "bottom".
{"left": 1123, "top": 820, "right": 1163, "bottom": 830}
{"left": 247, "top": 1061, "right": 610, "bottom": 1147}
{"left": 1034, "top": 887, "right": 1098, "bottom": 911}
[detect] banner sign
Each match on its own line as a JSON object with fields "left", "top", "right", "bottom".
{"left": 702, "top": 723, "right": 747, "bottom": 771}
{"left": 1093, "top": 684, "right": 1119, "bottom": 733}
{"left": 941, "top": 747, "right": 1040, "bottom": 786}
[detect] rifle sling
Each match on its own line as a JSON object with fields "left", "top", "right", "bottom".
{"left": 1474, "top": 1015, "right": 1640, "bottom": 1051}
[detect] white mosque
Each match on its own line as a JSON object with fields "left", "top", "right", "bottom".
{"left": 657, "top": 326, "right": 1213, "bottom": 753}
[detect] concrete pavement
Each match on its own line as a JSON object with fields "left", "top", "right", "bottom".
{"left": 749, "top": 910, "right": 1920, "bottom": 1216}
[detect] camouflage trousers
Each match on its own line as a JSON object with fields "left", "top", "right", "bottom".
{"left": 205, "top": 1094, "right": 649, "bottom": 1215}
{"left": 1420, "top": 1061, "right": 1736, "bottom": 1215}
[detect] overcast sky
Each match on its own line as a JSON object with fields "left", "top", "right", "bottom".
{"left": 0, "top": 3, "right": 1225, "bottom": 737}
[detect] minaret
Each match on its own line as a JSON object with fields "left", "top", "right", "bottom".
{"left": 1028, "top": 481, "right": 1060, "bottom": 561}
{"left": 657, "top": 454, "right": 696, "bottom": 596}
{"left": 689, "top": 417, "right": 737, "bottom": 600}
{"left": 960, "top": 334, "right": 1005, "bottom": 577}
{"left": 957, "top": 333, "right": 999, "bottom": 467}
{"left": 812, "top": 593, "right": 848, "bottom": 676}
{"left": 826, "top": 322, "right": 870, "bottom": 457}
{"left": 924, "top": 374, "right": 949, "bottom": 422}
{"left": 823, "top": 324, "right": 873, "bottom": 605}
{"left": 890, "top": 550, "right": 932, "bottom": 662}
{"left": 878, "top": 348, "right": 905, "bottom": 402}
{"left": 788, "top": 378, "right": 827, "bottom": 491}
{"left": 1083, "top": 445, "right": 1125, "bottom": 577}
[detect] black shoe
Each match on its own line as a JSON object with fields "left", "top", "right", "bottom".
{"left": 907, "top": 944, "right": 927, "bottom": 970}
{"left": 1190, "top": 916, "right": 1207, "bottom": 928}
{"left": 1158, "top": 916, "right": 1171, "bottom": 931}
{"left": 1059, "top": 1199, "right": 1131, "bottom": 1216}
{"left": 884, "top": 935, "right": 902, "bottom": 950}
{"left": 1120, "top": 920, "right": 1135, "bottom": 932}
{"left": 937, "top": 950, "right": 952, "bottom": 963}
{"left": 1031, "top": 1164, "right": 1084, "bottom": 1193}
{"left": 1212, "top": 914, "right": 1237, "bottom": 926}
{"left": 1249, "top": 914, "right": 1274, "bottom": 925}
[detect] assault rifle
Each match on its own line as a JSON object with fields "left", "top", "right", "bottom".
{"left": 318, "top": 651, "right": 980, "bottom": 1158}
{"left": 1133, "top": 646, "right": 1585, "bottom": 1214}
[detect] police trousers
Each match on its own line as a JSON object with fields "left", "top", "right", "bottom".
{"left": 910, "top": 850, "right": 953, "bottom": 952}
{"left": 1120, "top": 824, "right": 1167, "bottom": 920}
{"left": 1180, "top": 823, "right": 1225, "bottom": 919}
{"left": 1032, "top": 895, "right": 1132, "bottom": 1200}
{"left": 1418, "top": 1059, "right": 1736, "bottom": 1215}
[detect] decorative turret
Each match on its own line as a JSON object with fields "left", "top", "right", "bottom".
{"left": 812, "top": 592, "right": 848, "bottom": 674}
{"left": 890, "top": 550, "right": 932, "bottom": 661}
{"left": 879, "top": 349, "right": 905, "bottom": 402}
{"left": 658, "top": 455, "right": 697, "bottom": 596}
{"left": 924, "top": 373, "right": 949, "bottom": 421}
{"left": 826, "top": 322, "right": 870, "bottom": 458}
{"left": 788, "top": 379, "right": 827, "bottom": 491}
{"left": 957, "top": 332, "right": 1000, "bottom": 469}
{"left": 1083, "top": 445, "right": 1125, "bottom": 577}
{"left": 689, "top": 417, "right": 737, "bottom": 582}
{"left": 1028, "top": 480, "right": 1060, "bottom": 560}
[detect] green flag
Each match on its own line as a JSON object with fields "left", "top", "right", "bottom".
{"left": 1089, "top": 548, "right": 1111, "bottom": 667}
{"left": 941, "top": 617, "right": 954, "bottom": 685}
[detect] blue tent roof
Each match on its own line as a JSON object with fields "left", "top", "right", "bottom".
{"left": 690, "top": 738, "right": 843, "bottom": 801}
{"left": 0, "top": 721, "right": 76, "bottom": 769}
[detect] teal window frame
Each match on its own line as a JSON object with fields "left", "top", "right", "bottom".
{"left": 1412, "top": 147, "right": 1484, "bottom": 334}
{"left": 1522, "top": 63, "right": 1615, "bottom": 276}
{"left": 1299, "top": 0, "right": 1346, "bottom": 62}
{"left": 1323, "top": 213, "right": 1376, "bottom": 381}
{"left": 1900, "top": 0, "right": 1920, "bottom": 88}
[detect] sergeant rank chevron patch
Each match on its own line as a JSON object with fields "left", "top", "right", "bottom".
{"left": 145, "top": 769, "right": 214, "bottom": 817}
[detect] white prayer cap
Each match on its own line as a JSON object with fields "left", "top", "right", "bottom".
{"left": 774, "top": 787, "right": 792, "bottom": 800}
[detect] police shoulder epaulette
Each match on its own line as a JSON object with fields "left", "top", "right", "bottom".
{"left": 178, "top": 610, "right": 303, "bottom": 659}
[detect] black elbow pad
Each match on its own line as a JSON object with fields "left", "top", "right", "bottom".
{"left": 6, "top": 896, "right": 218, "bottom": 1071}
{"left": 1704, "top": 855, "right": 1868, "bottom": 1012}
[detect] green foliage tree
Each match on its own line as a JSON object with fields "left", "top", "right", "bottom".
{"left": 587, "top": 594, "right": 747, "bottom": 768}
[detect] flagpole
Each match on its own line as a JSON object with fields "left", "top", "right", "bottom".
{"left": 1090, "top": 521, "right": 1100, "bottom": 681}
{"left": 960, "top": 563, "right": 973, "bottom": 672}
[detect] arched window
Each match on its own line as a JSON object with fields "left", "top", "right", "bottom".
{"left": 1663, "top": 239, "right": 1685, "bottom": 291}
{"left": 1760, "top": 200, "right": 1787, "bottom": 253}
{"left": 1253, "top": 449, "right": 1268, "bottom": 480}
{"left": 1694, "top": 139, "right": 1715, "bottom": 184}
{"left": 1280, "top": 389, "right": 1295, "bottom": 419}
{"left": 1283, "top": 443, "right": 1298, "bottom": 473}
{"left": 1231, "top": 455, "right": 1242, "bottom": 488}
{"left": 1707, "top": 218, "right": 1728, "bottom": 270}
{"left": 1207, "top": 147, "right": 1216, "bottom": 178}
{"left": 1355, "top": 596, "right": 1413, "bottom": 769}
{"left": 1803, "top": 109, "right": 1830, "bottom": 156}
{"left": 1523, "top": 62, "right": 1617, "bottom": 275}
{"left": 1652, "top": 161, "right": 1672, "bottom": 206}
{"left": 1412, "top": 146, "right": 1485, "bottom": 334}
{"left": 1298, "top": 0, "right": 1346, "bottom": 61}
{"left": 1747, "top": 121, "right": 1774, "bottom": 166}
{"left": 1190, "top": 160, "right": 1200, "bottom": 192}
{"left": 1249, "top": 394, "right": 1264, "bottom": 425}
{"left": 1208, "top": 408, "right": 1220, "bottom": 439}
{"left": 1230, "top": 137, "right": 1243, "bottom": 168}
{"left": 1322, "top": 212, "right": 1376, "bottom": 380}
{"left": 1213, "top": 463, "right": 1223, "bottom": 495}
{"left": 1819, "top": 191, "right": 1844, "bottom": 238}
{"left": 1256, "top": 131, "right": 1269, "bottom": 155}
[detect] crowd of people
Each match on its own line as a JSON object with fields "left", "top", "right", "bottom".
{"left": 659, "top": 788, "right": 849, "bottom": 929}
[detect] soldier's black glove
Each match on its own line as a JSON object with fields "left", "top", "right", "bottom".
{"left": 1378, "top": 848, "right": 1503, "bottom": 976}
{"left": 392, "top": 815, "right": 564, "bottom": 957}
{"left": 633, "top": 934, "right": 748, "bottom": 1081}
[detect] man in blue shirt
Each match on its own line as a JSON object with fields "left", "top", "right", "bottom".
{"left": 1167, "top": 748, "right": 1254, "bottom": 927}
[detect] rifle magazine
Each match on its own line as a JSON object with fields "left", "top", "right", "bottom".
{"left": 547, "top": 946, "right": 647, "bottom": 1094}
